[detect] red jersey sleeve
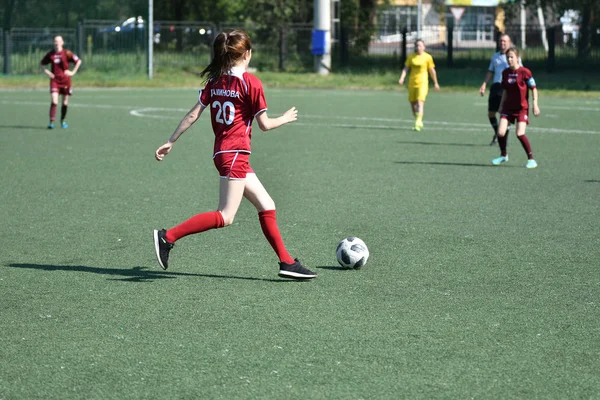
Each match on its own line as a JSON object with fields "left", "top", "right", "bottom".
{"left": 522, "top": 68, "right": 536, "bottom": 89}
{"left": 244, "top": 73, "right": 267, "bottom": 116}
{"left": 41, "top": 51, "right": 52, "bottom": 65}
{"left": 65, "top": 50, "right": 80, "bottom": 63}
{"left": 199, "top": 87, "right": 210, "bottom": 107}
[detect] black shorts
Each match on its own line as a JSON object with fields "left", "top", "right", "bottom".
{"left": 488, "top": 83, "right": 503, "bottom": 112}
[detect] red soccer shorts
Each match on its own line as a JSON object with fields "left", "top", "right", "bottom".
{"left": 500, "top": 109, "right": 529, "bottom": 124}
{"left": 50, "top": 80, "right": 72, "bottom": 96}
{"left": 213, "top": 151, "right": 253, "bottom": 179}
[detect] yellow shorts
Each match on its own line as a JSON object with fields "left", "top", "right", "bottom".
{"left": 408, "top": 86, "right": 429, "bottom": 103}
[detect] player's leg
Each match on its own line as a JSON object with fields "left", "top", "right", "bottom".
{"left": 492, "top": 116, "right": 510, "bottom": 165}
{"left": 487, "top": 83, "right": 502, "bottom": 144}
{"left": 408, "top": 87, "right": 419, "bottom": 131}
{"left": 167, "top": 177, "right": 242, "bottom": 241}
{"left": 408, "top": 88, "right": 418, "bottom": 116}
{"left": 60, "top": 92, "right": 70, "bottom": 128}
{"left": 152, "top": 177, "right": 240, "bottom": 270}
{"left": 515, "top": 120, "right": 536, "bottom": 168}
{"left": 488, "top": 111, "right": 498, "bottom": 145}
{"left": 410, "top": 101, "right": 418, "bottom": 116}
{"left": 415, "top": 98, "right": 425, "bottom": 131}
{"left": 244, "top": 173, "right": 316, "bottom": 279}
{"left": 412, "top": 85, "right": 428, "bottom": 131}
{"left": 243, "top": 173, "right": 292, "bottom": 263}
{"left": 153, "top": 153, "right": 247, "bottom": 270}
{"left": 217, "top": 177, "right": 246, "bottom": 225}
{"left": 409, "top": 99, "right": 418, "bottom": 130}
{"left": 48, "top": 91, "right": 59, "bottom": 129}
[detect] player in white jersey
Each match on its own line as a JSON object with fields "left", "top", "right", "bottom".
{"left": 479, "top": 34, "right": 521, "bottom": 145}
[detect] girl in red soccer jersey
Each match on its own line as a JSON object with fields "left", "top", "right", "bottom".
{"left": 152, "top": 30, "right": 316, "bottom": 279}
{"left": 40, "top": 36, "right": 82, "bottom": 129}
{"left": 492, "top": 47, "right": 540, "bottom": 169}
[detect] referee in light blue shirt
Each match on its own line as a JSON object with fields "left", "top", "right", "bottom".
{"left": 479, "top": 34, "right": 521, "bottom": 145}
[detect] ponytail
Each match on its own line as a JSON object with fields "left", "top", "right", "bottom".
{"left": 201, "top": 30, "right": 252, "bottom": 83}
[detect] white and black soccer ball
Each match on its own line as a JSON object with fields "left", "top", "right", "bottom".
{"left": 336, "top": 237, "right": 369, "bottom": 269}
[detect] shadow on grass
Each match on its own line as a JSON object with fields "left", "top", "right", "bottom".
{"left": 0, "top": 125, "right": 50, "bottom": 130}
{"left": 316, "top": 265, "right": 346, "bottom": 271}
{"left": 397, "top": 140, "right": 489, "bottom": 147}
{"left": 584, "top": 180, "right": 600, "bottom": 183}
{"left": 5, "top": 263, "right": 291, "bottom": 283}
{"left": 395, "top": 160, "right": 503, "bottom": 168}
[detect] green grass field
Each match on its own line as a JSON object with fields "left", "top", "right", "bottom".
{"left": 1, "top": 86, "right": 599, "bottom": 399}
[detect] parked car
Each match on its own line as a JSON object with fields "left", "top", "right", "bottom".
{"left": 98, "top": 17, "right": 160, "bottom": 34}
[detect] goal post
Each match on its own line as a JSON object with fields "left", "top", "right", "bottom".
{"left": 313, "top": 0, "right": 331, "bottom": 75}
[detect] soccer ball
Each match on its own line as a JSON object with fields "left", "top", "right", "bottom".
{"left": 336, "top": 237, "right": 369, "bottom": 269}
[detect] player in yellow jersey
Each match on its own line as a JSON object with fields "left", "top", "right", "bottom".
{"left": 398, "top": 39, "right": 440, "bottom": 131}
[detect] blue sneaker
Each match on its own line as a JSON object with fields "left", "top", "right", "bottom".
{"left": 525, "top": 159, "right": 538, "bottom": 169}
{"left": 61, "top": 121, "right": 68, "bottom": 129}
{"left": 492, "top": 155, "right": 508, "bottom": 165}
{"left": 47, "top": 123, "right": 55, "bottom": 129}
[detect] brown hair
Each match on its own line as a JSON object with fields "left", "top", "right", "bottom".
{"left": 200, "top": 30, "right": 252, "bottom": 83}
{"left": 506, "top": 46, "right": 520, "bottom": 58}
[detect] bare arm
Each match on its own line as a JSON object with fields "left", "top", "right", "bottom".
{"left": 479, "top": 71, "right": 493, "bottom": 96}
{"left": 255, "top": 107, "right": 297, "bottom": 132}
{"left": 155, "top": 101, "right": 205, "bottom": 161}
{"left": 398, "top": 66, "right": 410, "bottom": 85}
{"left": 41, "top": 64, "right": 54, "bottom": 79}
{"left": 428, "top": 68, "right": 440, "bottom": 90}
{"left": 531, "top": 87, "right": 540, "bottom": 116}
{"left": 65, "top": 59, "right": 82, "bottom": 77}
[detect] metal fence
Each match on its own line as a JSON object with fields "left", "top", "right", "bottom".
{"left": 365, "top": 22, "right": 600, "bottom": 71}
{"left": 1, "top": 20, "right": 599, "bottom": 75}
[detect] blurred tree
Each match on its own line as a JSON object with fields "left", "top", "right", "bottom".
{"left": 341, "top": 0, "right": 387, "bottom": 55}
{"left": 541, "top": 0, "right": 599, "bottom": 58}
{"left": 504, "top": 0, "right": 599, "bottom": 58}
{"left": 2, "top": 0, "right": 18, "bottom": 30}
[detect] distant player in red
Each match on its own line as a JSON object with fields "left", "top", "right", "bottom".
{"left": 40, "top": 36, "right": 82, "bottom": 129}
{"left": 153, "top": 29, "right": 316, "bottom": 279}
{"left": 492, "top": 47, "right": 540, "bottom": 169}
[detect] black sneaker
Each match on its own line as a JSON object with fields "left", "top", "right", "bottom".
{"left": 490, "top": 134, "right": 497, "bottom": 145}
{"left": 153, "top": 229, "right": 174, "bottom": 270}
{"left": 278, "top": 258, "right": 317, "bottom": 279}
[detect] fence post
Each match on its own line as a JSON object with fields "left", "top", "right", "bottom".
{"left": 78, "top": 22, "right": 84, "bottom": 60}
{"left": 340, "top": 26, "right": 348, "bottom": 68}
{"left": 447, "top": 18, "right": 454, "bottom": 68}
{"left": 3, "top": 30, "right": 11, "bottom": 75}
{"left": 546, "top": 26, "right": 555, "bottom": 73}
{"left": 495, "top": 27, "right": 501, "bottom": 51}
{"left": 401, "top": 27, "right": 407, "bottom": 68}
{"left": 279, "top": 25, "right": 285, "bottom": 71}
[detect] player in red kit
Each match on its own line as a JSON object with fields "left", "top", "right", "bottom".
{"left": 40, "top": 36, "right": 81, "bottom": 129}
{"left": 492, "top": 47, "right": 540, "bottom": 169}
{"left": 152, "top": 29, "right": 316, "bottom": 279}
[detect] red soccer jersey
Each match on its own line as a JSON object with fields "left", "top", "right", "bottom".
{"left": 501, "top": 67, "right": 536, "bottom": 113}
{"left": 41, "top": 49, "right": 80, "bottom": 86}
{"left": 199, "top": 67, "right": 267, "bottom": 156}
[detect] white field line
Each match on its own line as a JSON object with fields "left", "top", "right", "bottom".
{"left": 129, "top": 109, "right": 600, "bottom": 134}
{"left": 3, "top": 100, "right": 600, "bottom": 135}
{"left": 473, "top": 102, "right": 600, "bottom": 112}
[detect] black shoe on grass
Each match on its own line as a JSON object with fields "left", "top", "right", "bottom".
{"left": 278, "top": 258, "right": 317, "bottom": 279}
{"left": 153, "top": 229, "right": 174, "bottom": 270}
{"left": 490, "top": 134, "right": 498, "bottom": 145}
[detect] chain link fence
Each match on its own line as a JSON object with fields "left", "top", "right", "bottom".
{"left": 1, "top": 20, "right": 599, "bottom": 75}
